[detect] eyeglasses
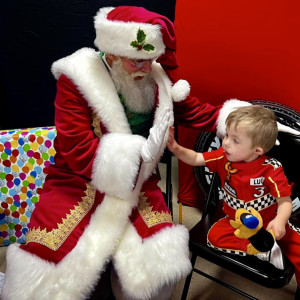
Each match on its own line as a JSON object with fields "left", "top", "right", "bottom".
{"left": 127, "top": 57, "right": 157, "bottom": 68}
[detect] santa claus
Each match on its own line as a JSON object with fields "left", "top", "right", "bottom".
{"left": 2, "top": 5, "right": 298, "bottom": 300}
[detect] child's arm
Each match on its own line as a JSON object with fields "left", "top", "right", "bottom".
{"left": 166, "top": 126, "right": 206, "bottom": 166}
{"left": 266, "top": 196, "right": 292, "bottom": 240}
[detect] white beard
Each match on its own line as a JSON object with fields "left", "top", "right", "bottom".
{"left": 110, "top": 59, "right": 156, "bottom": 113}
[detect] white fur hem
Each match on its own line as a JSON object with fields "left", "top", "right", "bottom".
{"left": 2, "top": 194, "right": 133, "bottom": 300}
{"left": 216, "top": 99, "right": 251, "bottom": 138}
{"left": 91, "top": 133, "right": 145, "bottom": 200}
{"left": 113, "top": 224, "right": 192, "bottom": 300}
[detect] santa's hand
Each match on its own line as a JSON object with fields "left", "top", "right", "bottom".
{"left": 141, "top": 108, "right": 171, "bottom": 163}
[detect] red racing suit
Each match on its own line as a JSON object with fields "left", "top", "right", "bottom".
{"left": 203, "top": 147, "right": 300, "bottom": 285}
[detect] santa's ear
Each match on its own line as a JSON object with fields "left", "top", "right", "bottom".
{"left": 105, "top": 54, "right": 117, "bottom": 67}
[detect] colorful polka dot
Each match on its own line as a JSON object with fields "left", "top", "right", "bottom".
{"left": 0, "top": 127, "right": 56, "bottom": 245}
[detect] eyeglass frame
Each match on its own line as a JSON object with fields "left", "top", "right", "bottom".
{"left": 127, "top": 57, "right": 158, "bottom": 68}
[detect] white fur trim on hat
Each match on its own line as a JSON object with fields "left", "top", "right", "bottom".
{"left": 94, "top": 7, "right": 165, "bottom": 60}
{"left": 216, "top": 99, "right": 252, "bottom": 138}
{"left": 171, "top": 79, "right": 190, "bottom": 102}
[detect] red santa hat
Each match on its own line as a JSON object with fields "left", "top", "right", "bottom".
{"left": 94, "top": 6, "right": 178, "bottom": 69}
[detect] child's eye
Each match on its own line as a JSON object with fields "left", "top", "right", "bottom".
{"left": 234, "top": 139, "right": 239, "bottom": 144}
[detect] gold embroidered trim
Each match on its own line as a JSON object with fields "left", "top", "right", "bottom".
{"left": 26, "top": 183, "right": 96, "bottom": 251}
{"left": 92, "top": 113, "right": 103, "bottom": 138}
{"left": 138, "top": 192, "right": 172, "bottom": 228}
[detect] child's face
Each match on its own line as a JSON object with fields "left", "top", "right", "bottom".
{"left": 222, "top": 124, "right": 262, "bottom": 163}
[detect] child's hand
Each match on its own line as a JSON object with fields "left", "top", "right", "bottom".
{"left": 266, "top": 218, "right": 286, "bottom": 240}
{"left": 166, "top": 126, "right": 178, "bottom": 153}
{"left": 166, "top": 126, "right": 205, "bottom": 166}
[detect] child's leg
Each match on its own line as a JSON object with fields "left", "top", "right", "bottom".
{"left": 207, "top": 216, "right": 249, "bottom": 255}
{"left": 278, "top": 223, "right": 300, "bottom": 286}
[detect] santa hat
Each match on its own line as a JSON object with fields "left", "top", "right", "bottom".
{"left": 94, "top": 6, "right": 178, "bottom": 69}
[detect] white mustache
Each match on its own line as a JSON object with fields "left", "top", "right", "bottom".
{"left": 131, "top": 71, "right": 147, "bottom": 78}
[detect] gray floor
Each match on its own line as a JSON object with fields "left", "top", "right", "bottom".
{"left": 0, "top": 157, "right": 297, "bottom": 299}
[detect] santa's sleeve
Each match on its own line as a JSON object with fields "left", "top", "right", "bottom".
{"left": 168, "top": 68, "right": 251, "bottom": 137}
{"left": 173, "top": 95, "right": 220, "bottom": 133}
{"left": 54, "top": 75, "right": 100, "bottom": 176}
{"left": 175, "top": 95, "right": 253, "bottom": 138}
{"left": 54, "top": 75, "right": 145, "bottom": 200}
{"left": 173, "top": 93, "right": 251, "bottom": 138}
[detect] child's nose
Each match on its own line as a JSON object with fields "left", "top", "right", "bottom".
{"left": 222, "top": 138, "right": 228, "bottom": 148}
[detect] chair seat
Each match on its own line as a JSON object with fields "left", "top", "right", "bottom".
{"left": 189, "top": 203, "right": 295, "bottom": 289}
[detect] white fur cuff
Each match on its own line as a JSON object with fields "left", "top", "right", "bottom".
{"left": 216, "top": 99, "right": 251, "bottom": 138}
{"left": 91, "top": 133, "right": 145, "bottom": 200}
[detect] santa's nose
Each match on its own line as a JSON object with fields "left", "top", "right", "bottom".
{"left": 140, "top": 61, "right": 152, "bottom": 73}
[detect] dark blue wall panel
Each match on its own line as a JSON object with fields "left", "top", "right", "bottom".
{"left": 0, "top": 0, "right": 176, "bottom": 129}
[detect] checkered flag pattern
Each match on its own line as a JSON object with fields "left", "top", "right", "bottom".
{"left": 288, "top": 221, "right": 300, "bottom": 235}
{"left": 263, "top": 157, "right": 282, "bottom": 170}
{"left": 207, "top": 240, "right": 246, "bottom": 256}
{"left": 223, "top": 189, "right": 277, "bottom": 211}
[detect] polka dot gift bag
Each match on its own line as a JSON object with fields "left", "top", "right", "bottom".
{"left": 0, "top": 127, "right": 56, "bottom": 246}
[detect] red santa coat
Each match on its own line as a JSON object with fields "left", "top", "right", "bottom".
{"left": 2, "top": 47, "right": 220, "bottom": 300}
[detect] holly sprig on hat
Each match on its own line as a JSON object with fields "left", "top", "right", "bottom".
{"left": 130, "top": 29, "right": 155, "bottom": 52}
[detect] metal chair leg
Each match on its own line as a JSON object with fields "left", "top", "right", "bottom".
{"left": 181, "top": 253, "right": 197, "bottom": 300}
{"left": 295, "top": 286, "right": 300, "bottom": 300}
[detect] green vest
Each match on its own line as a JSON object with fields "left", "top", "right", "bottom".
{"left": 119, "top": 94, "right": 154, "bottom": 138}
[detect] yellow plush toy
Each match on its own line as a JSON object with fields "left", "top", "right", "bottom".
{"left": 230, "top": 207, "right": 276, "bottom": 255}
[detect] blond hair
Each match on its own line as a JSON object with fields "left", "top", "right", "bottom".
{"left": 226, "top": 105, "right": 277, "bottom": 153}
